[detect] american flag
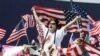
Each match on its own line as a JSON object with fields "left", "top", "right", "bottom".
{"left": 22, "top": 14, "right": 35, "bottom": 28}
{"left": 64, "top": 11, "right": 79, "bottom": 32}
{"left": 31, "top": 6, "right": 79, "bottom": 47}
{"left": 31, "top": 6, "right": 88, "bottom": 32}
{"left": 57, "top": 40, "right": 100, "bottom": 56}
{"left": 6, "top": 20, "right": 27, "bottom": 44}
{"left": 72, "top": 3, "right": 88, "bottom": 19}
{"left": 32, "top": 6, "right": 66, "bottom": 20}
{"left": 87, "top": 15, "right": 100, "bottom": 37}
{"left": 31, "top": 6, "right": 89, "bottom": 48}
{"left": 57, "top": 44, "right": 83, "bottom": 56}
{"left": 68, "top": 3, "right": 89, "bottom": 47}
{"left": 0, "top": 28, "right": 6, "bottom": 40}
{"left": 36, "top": 23, "right": 44, "bottom": 47}
{"left": 72, "top": 3, "right": 89, "bottom": 32}
{"left": 32, "top": 5, "right": 66, "bottom": 28}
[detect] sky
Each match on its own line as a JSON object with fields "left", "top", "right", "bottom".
{"left": 57, "top": 0, "right": 100, "bottom": 4}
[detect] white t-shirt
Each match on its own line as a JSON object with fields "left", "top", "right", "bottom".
{"left": 42, "top": 24, "right": 67, "bottom": 47}
{"left": 41, "top": 24, "right": 67, "bottom": 56}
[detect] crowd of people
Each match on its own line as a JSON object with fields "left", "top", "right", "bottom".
{"left": 0, "top": 6, "right": 100, "bottom": 56}
{"left": 31, "top": 6, "right": 100, "bottom": 56}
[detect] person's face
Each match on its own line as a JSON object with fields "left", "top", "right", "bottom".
{"left": 48, "top": 20, "right": 57, "bottom": 33}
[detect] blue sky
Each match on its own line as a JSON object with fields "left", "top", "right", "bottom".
{"left": 57, "top": 0, "right": 100, "bottom": 4}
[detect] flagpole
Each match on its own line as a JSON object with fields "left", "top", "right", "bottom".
{"left": 15, "top": 19, "right": 30, "bottom": 45}
{"left": 67, "top": 0, "right": 74, "bottom": 48}
{"left": 16, "top": 38, "right": 20, "bottom": 46}
{"left": 68, "top": 32, "right": 73, "bottom": 47}
{"left": 26, "top": 35, "right": 30, "bottom": 45}
{"left": 70, "top": 0, "right": 73, "bottom": 11}
{"left": 22, "top": 19, "right": 30, "bottom": 45}
{"left": 70, "top": 0, "right": 83, "bottom": 38}
{"left": 15, "top": 19, "right": 23, "bottom": 46}
{"left": 70, "top": 0, "right": 83, "bottom": 41}
{"left": 70, "top": 0, "right": 80, "bottom": 29}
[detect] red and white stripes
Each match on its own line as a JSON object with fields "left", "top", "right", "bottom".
{"left": 0, "top": 28, "right": 6, "bottom": 40}
{"left": 22, "top": 14, "right": 35, "bottom": 28}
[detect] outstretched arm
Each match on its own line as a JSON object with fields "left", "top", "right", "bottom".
{"left": 31, "top": 7, "right": 43, "bottom": 24}
{"left": 64, "top": 16, "right": 80, "bottom": 32}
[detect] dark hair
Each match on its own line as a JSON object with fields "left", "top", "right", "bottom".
{"left": 47, "top": 19, "right": 59, "bottom": 28}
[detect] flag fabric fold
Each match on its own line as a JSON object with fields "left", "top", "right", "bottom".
{"left": 22, "top": 14, "right": 35, "bottom": 28}
{"left": 72, "top": 3, "right": 89, "bottom": 32}
{"left": 32, "top": 6, "right": 88, "bottom": 32}
{"left": 3, "top": 45, "right": 24, "bottom": 56}
{"left": 87, "top": 15, "right": 100, "bottom": 41}
{"left": 6, "top": 20, "right": 27, "bottom": 44}
{"left": 0, "top": 28, "right": 6, "bottom": 40}
{"left": 57, "top": 40, "right": 100, "bottom": 56}
{"left": 68, "top": 3, "right": 89, "bottom": 47}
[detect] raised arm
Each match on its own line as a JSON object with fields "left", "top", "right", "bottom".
{"left": 31, "top": 7, "right": 48, "bottom": 32}
{"left": 64, "top": 16, "right": 80, "bottom": 32}
{"left": 31, "top": 7, "right": 43, "bottom": 24}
